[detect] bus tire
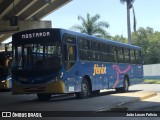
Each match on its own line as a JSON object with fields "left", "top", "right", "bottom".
{"left": 76, "top": 78, "right": 91, "bottom": 99}
{"left": 123, "top": 76, "right": 129, "bottom": 92}
{"left": 37, "top": 93, "right": 51, "bottom": 101}
{"left": 116, "top": 77, "right": 129, "bottom": 93}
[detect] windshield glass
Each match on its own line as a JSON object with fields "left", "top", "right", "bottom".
{"left": 12, "top": 42, "right": 62, "bottom": 75}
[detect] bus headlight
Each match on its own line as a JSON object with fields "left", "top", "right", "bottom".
{"left": 47, "top": 72, "right": 63, "bottom": 83}
{"left": 57, "top": 72, "right": 63, "bottom": 79}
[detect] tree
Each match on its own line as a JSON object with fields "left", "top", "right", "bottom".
{"left": 111, "top": 35, "right": 127, "bottom": 43}
{"left": 120, "top": 0, "right": 136, "bottom": 44}
{"left": 132, "top": 27, "right": 160, "bottom": 64}
{"left": 71, "top": 13, "right": 110, "bottom": 38}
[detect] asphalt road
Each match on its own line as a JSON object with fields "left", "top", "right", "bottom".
{"left": 0, "top": 84, "right": 159, "bottom": 111}
{"left": 0, "top": 84, "right": 159, "bottom": 120}
{"left": 0, "top": 89, "right": 139, "bottom": 111}
{"left": 120, "top": 84, "right": 160, "bottom": 111}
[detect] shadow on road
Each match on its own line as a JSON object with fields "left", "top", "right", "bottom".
{"left": 0, "top": 89, "right": 11, "bottom": 92}
{"left": 0, "top": 87, "right": 159, "bottom": 112}
{"left": 24, "top": 90, "right": 142, "bottom": 102}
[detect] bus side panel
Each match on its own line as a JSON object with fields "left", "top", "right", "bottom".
{"left": 63, "top": 62, "right": 143, "bottom": 93}
{"left": 63, "top": 62, "right": 82, "bottom": 93}
{"left": 108, "top": 63, "right": 143, "bottom": 89}
{"left": 129, "top": 64, "right": 143, "bottom": 85}
{"left": 77, "top": 61, "right": 109, "bottom": 91}
{"left": 108, "top": 63, "right": 130, "bottom": 89}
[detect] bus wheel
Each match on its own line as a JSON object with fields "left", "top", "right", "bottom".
{"left": 37, "top": 93, "right": 51, "bottom": 101}
{"left": 123, "top": 77, "right": 129, "bottom": 92}
{"left": 76, "top": 78, "right": 91, "bottom": 99}
{"left": 115, "top": 77, "right": 129, "bottom": 93}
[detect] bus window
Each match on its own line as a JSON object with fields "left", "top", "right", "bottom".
{"left": 135, "top": 50, "right": 141, "bottom": 64}
{"left": 67, "top": 45, "right": 76, "bottom": 61}
{"left": 114, "top": 46, "right": 118, "bottom": 62}
{"left": 17, "top": 46, "right": 23, "bottom": 67}
{"left": 64, "top": 35, "right": 76, "bottom": 71}
{"left": 122, "top": 48, "right": 125, "bottom": 63}
{"left": 109, "top": 46, "right": 116, "bottom": 62}
{"left": 100, "top": 43, "right": 107, "bottom": 62}
{"left": 78, "top": 38, "right": 89, "bottom": 50}
{"left": 12, "top": 42, "right": 62, "bottom": 72}
{"left": 78, "top": 38, "right": 90, "bottom": 61}
{"left": 65, "top": 35, "right": 76, "bottom": 44}
{"left": 130, "top": 50, "right": 135, "bottom": 64}
{"left": 100, "top": 44, "right": 115, "bottom": 62}
{"left": 90, "top": 42, "right": 100, "bottom": 61}
{"left": 117, "top": 47, "right": 124, "bottom": 63}
{"left": 124, "top": 49, "right": 130, "bottom": 63}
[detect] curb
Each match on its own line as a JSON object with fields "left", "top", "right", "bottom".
{"left": 139, "top": 92, "right": 157, "bottom": 101}
{"left": 96, "top": 92, "right": 157, "bottom": 111}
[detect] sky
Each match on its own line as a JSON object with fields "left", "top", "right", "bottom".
{"left": 3, "top": 0, "right": 160, "bottom": 43}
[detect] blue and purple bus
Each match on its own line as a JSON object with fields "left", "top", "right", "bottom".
{"left": 12, "top": 28, "right": 143, "bottom": 100}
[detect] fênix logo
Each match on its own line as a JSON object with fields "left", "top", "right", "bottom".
{"left": 93, "top": 64, "right": 106, "bottom": 76}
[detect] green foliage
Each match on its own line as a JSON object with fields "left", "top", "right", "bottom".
{"left": 111, "top": 35, "right": 128, "bottom": 43}
{"left": 144, "top": 79, "right": 160, "bottom": 84}
{"left": 132, "top": 27, "right": 160, "bottom": 64}
{"left": 111, "top": 27, "right": 160, "bottom": 64}
{"left": 71, "top": 12, "right": 160, "bottom": 64}
{"left": 71, "top": 13, "right": 110, "bottom": 39}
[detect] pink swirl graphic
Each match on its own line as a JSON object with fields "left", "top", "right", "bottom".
{"left": 112, "top": 65, "right": 131, "bottom": 88}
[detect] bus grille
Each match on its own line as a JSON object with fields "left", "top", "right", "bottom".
{"left": 23, "top": 87, "right": 45, "bottom": 92}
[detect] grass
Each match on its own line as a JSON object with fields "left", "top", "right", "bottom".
{"left": 144, "top": 79, "right": 160, "bottom": 84}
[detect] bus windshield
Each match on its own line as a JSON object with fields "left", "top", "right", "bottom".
{"left": 12, "top": 42, "right": 62, "bottom": 76}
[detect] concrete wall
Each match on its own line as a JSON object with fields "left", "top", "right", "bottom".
{"left": 143, "top": 64, "right": 160, "bottom": 79}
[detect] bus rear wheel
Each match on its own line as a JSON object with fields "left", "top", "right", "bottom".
{"left": 116, "top": 77, "right": 129, "bottom": 93}
{"left": 37, "top": 93, "right": 51, "bottom": 101}
{"left": 76, "top": 78, "right": 91, "bottom": 99}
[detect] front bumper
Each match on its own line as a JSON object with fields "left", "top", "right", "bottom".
{"left": 12, "top": 80, "right": 65, "bottom": 94}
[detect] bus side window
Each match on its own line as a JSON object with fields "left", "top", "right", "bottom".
{"left": 100, "top": 44, "right": 106, "bottom": 62}
{"left": 90, "top": 42, "right": 99, "bottom": 61}
{"left": 114, "top": 46, "right": 118, "bottom": 62}
{"left": 128, "top": 49, "right": 131, "bottom": 63}
{"left": 64, "top": 35, "right": 76, "bottom": 71}
{"left": 122, "top": 48, "right": 125, "bottom": 63}
{"left": 139, "top": 51, "right": 142, "bottom": 64}
{"left": 78, "top": 38, "right": 90, "bottom": 60}
{"left": 117, "top": 47, "right": 124, "bottom": 63}
{"left": 130, "top": 50, "right": 135, "bottom": 64}
{"left": 124, "top": 49, "right": 130, "bottom": 63}
{"left": 135, "top": 50, "right": 141, "bottom": 64}
{"left": 109, "top": 46, "right": 116, "bottom": 62}
{"left": 67, "top": 45, "right": 76, "bottom": 61}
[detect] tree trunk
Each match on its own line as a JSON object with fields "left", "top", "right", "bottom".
{"left": 126, "top": 1, "right": 132, "bottom": 44}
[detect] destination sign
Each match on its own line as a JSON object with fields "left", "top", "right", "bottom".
{"left": 22, "top": 32, "right": 50, "bottom": 39}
